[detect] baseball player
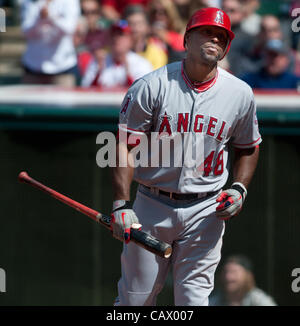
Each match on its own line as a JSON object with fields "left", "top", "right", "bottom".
{"left": 110, "top": 7, "right": 261, "bottom": 306}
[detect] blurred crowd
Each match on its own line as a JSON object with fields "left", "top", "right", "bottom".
{"left": 17, "top": 0, "right": 300, "bottom": 89}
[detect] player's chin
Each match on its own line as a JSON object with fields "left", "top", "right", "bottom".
{"left": 200, "top": 51, "right": 219, "bottom": 65}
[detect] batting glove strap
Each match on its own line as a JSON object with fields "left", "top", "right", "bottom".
{"left": 112, "top": 199, "right": 132, "bottom": 212}
{"left": 216, "top": 188, "right": 245, "bottom": 221}
{"left": 231, "top": 182, "right": 247, "bottom": 201}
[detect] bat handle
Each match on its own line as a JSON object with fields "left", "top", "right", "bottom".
{"left": 96, "top": 213, "right": 172, "bottom": 259}
{"left": 130, "top": 228, "right": 172, "bottom": 259}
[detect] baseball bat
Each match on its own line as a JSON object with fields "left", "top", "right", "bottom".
{"left": 18, "top": 171, "right": 172, "bottom": 259}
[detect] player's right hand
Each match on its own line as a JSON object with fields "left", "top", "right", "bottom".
{"left": 111, "top": 200, "right": 141, "bottom": 243}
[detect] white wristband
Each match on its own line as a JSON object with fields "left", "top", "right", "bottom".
{"left": 231, "top": 182, "right": 247, "bottom": 199}
{"left": 113, "top": 199, "right": 126, "bottom": 211}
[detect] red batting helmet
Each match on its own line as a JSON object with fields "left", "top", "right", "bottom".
{"left": 184, "top": 7, "right": 235, "bottom": 58}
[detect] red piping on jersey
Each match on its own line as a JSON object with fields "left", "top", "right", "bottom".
{"left": 181, "top": 60, "right": 218, "bottom": 93}
{"left": 232, "top": 137, "right": 261, "bottom": 147}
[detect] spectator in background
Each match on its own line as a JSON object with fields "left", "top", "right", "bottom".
{"left": 80, "top": 0, "right": 110, "bottom": 47}
{"left": 81, "top": 20, "right": 152, "bottom": 88}
{"left": 172, "top": 0, "right": 191, "bottom": 27}
{"left": 221, "top": 0, "right": 256, "bottom": 76}
{"left": 240, "top": 39, "right": 300, "bottom": 89}
{"left": 80, "top": 37, "right": 108, "bottom": 86}
{"left": 250, "top": 15, "right": 300, "bottom": 76}
{"left": 250, "top": 15, "right": 283, "bottom": 66}
{"left": 239, "top": 0, "right": 261, "bottom": 36}
{"left": 73, "top": 17, "right": 92, "bottom": 77}
{"left": 148, "top": 0, "right": 186, "bottom": 63}
{"left": 76, "top": 31, "right": 109, "bottom": 81}
{"left": 124, "top": 5, "right": 168, "bottom": 70}
{"left": 102, "top": 0, "right": 151, "bottom": 21}
{"left": 20, "top": 0, "right": 81, "bottom": 87}
{"left": 174, "top": 0, "right": 222, "bottom": 27}
{"left": 209, "top": 255, "right": 277, "bottom": 306}
{"left": 75, "top": 0, "right": 110, "bottom": 77}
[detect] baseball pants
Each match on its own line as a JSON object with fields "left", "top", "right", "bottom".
{"left": 114, "top": 185, "right": 225, "bottom": 306}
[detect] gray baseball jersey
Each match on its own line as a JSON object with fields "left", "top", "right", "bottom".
{"left": 119, "top": 61, "right": 261, "bottom": 193}
{"left": 115, "top": 61, "right": 262, "bottom": 306}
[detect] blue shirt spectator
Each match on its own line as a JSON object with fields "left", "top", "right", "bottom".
{"left": 241, "top": 69, "right": 300, "bottom": 89}
{"left": 240, "top": 39, "right": 300, "bottom": 89}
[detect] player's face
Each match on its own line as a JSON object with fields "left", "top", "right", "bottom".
{"left": 185, "top": 26, "right": 229, "bottom": 65}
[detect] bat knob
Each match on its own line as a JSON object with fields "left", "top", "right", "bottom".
{"left": 164, "top": 246, "right": 172, "bottom": 259}
{"left": 18, "top": 171, "right": 29, "bottom": 182}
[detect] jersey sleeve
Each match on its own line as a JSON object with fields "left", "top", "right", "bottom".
{"left": 231, "top": 91, "right": 262, "bottom": 149}
{"left": 118, "top": 78, "right": 154, "bottom": 135}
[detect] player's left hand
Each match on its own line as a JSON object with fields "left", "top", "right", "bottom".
{"left": 111, "top": 200, "right": 142, "bottom": 243}
{"left": 216, "top": 183, "right": 247, "bottom": 220}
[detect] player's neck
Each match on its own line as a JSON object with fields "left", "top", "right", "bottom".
{"left": 183, "top": 59, "right": 218, "bottom": 84}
